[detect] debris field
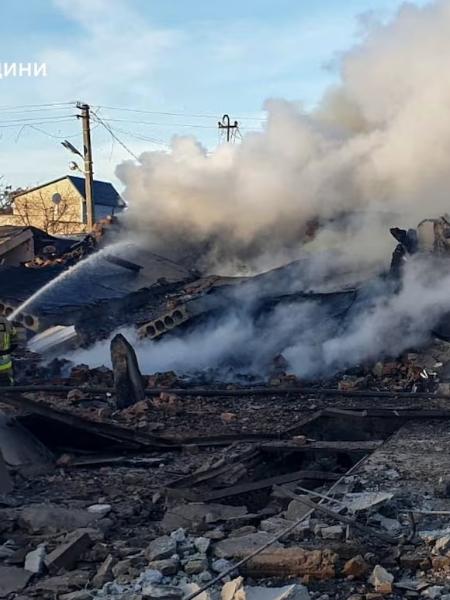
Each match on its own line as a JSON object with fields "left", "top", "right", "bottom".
{"left": 2, "top": 216, "right": 450, "bottom": 600}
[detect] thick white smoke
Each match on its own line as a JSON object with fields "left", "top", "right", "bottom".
{"left": 67, "top": 1, "right": 450, "bottom": 379}
{"left": 68, "top": 255, "right": 450, "bottom": 380}
{"left": 117, "top": 0, "right": 450, "bottom": 275}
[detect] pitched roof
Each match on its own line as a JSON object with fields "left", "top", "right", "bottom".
{"left": 13, "top": 176, "right": 125, "bottom": 209}
{"left": 68, "top": 176, "right": 126, "bottom": 208}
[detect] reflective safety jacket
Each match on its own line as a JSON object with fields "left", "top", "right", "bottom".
{"left": 0, "top": 318, "right": 16, "bottom": 374}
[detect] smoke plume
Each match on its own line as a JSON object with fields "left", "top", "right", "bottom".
{"left": 68, "top": 1, "right": 450, "bottom": 380}
{"left": 68, "top": 255, "right": 450, "bottom": 379}
{"left": 117, "top": 0, "right": 450, "bottom": 275}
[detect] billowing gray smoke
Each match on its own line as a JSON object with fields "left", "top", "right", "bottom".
{"left": 117, "top": 0, "right": 450, "bottom": 275}
{"left": 67, "top": 1, "right": 450, "bottom": 379}
{"left": 69, "top": 254, "right": 450, "bottom": 380}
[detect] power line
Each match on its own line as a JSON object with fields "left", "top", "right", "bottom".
{"left": 91, "top": 111, "right": 140, "bottom": 161}
{"left": 0, "top": 101, "right": 74, "bottom": 111}
{"left": 0, "top": 115, "right": 77, "bottom": 126}
{"left": 96, "top": 104, "right": 265, "bottom": 122}
{"left": 0, "top": 117, "right": 75, "bottom": 129}
{"left": 0, "top": 106, "right": 75, "bottom": 116}
{"left": 99, "top": 117, "right": 217, "bottom": 129}
{"left": 108, "top": 125, "right": 169, "bottom": 148}
{"left": 27, "top": 123, "right": 99, "bottom": 140}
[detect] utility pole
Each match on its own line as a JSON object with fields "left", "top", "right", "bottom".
{"left": 76, "top": 102, "right": 95, "bottom": 230}
{"left": 218, "top": 114, "right": 239, "bottom": 143}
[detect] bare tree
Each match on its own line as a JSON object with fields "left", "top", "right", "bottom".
{"left": 0, "top": 177, "right": 14, "bottom": 211}
{"left": 12, "top": 189, "right": 83, "bottom": 235}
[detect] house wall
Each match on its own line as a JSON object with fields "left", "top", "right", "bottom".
{"left": 10, "top": 180, "right": 84, "bottom": 235}
{"left": 0, "top": 179, "right": 122, "bottom": 234}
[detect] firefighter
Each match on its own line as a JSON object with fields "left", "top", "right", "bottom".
{"left": 0, "top": 317, "right": 18, "bottom": 385}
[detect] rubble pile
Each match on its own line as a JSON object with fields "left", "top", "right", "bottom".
{"left": 2, "top": 351, "right": 450, "bottom": 600}
{"left": 4, "top": 216, "right": 450, "bottom": 599}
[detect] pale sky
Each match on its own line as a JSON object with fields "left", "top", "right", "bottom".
{"left": 0, "top": 0, "right": 431, "bottom": 189}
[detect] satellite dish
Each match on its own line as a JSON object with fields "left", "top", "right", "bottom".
{"left": 69, "top": 161, "right": 80, "bottom": 171}
{"left": 52, "top": 193, "right": 62, "bottom": 205}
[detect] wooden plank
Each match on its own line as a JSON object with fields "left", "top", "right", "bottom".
{"left": 282, "top": 410, "right": 324, "bottom": 436}
{"left": 200, "top": 469, "right": 340, "bottom": 502}
{"left": 323, "top": 407, "right": 450, "bottom": 419}
{"left": 261, "top": 440, "right": 382, "bottom": 454}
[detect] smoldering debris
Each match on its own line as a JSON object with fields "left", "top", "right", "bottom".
{"left": 6, "top": 3, "right": 450, "bottom": 599}
{"left": 63, "top": 251, "right": 450, "bottom": 381}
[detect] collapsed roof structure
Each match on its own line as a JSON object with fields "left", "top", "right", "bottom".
{"left": 2, "top": 216, "right": 450, "bottom": 599}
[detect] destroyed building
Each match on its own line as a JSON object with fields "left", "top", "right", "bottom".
{"left": 2, "top": 213, "right": 450, "bottom": 600}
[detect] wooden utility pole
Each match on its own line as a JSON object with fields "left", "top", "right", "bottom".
{"left": 77, "top": 102, "right": 95, "bottom": 230}
{"left": 218, "top": 114, "right": 239, "bottom": 142}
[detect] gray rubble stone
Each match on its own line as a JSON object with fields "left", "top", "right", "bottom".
{"left": 285, "top": 498, "right": 311, "bottom": 521}
{"left": 101, "top": 581, "right": 126, "bottom": 596}
{"left": 24, "top": 544, "right": 46, "bottom": 574}
{"left": 135, "top": 568, "right": 164, "bottom": 587}
{"left": 212, "top": 558, "right": 233, "bottom": 573}
{"left": 20, "top": 504, "right": 97, "bottom": 533}
{"left": 112, "top": 558, "right": 136, "bottom": 578}
{"left": 180, "top": 582, "right": 212, "bottom": 600}
{"left": 59, "top": 592, "right": 92, "bottom": 600}
{"left": 194, "top": 537, "right": 210, "bottom": 554}
{"left": 92, "top": 554, "right": 115, "bottom": 588}
{"left": 260, "top": 516, "right": 295, "bottom": 534}
{"left": 422, "top": 587, "right": 445, "bottom": 599}
{"left": 146, "top": 535, "right": 177, "bottom": 561}
{"left": 184, "top": 557, "right": 208, "bottom": 575}
{"left": 0, "top": 566, "right": 32, "bottom": 598}
{"left": 170, "top": 528, "right": 186, "bottom": 543}
{"left": 343, "top": 492, "right": 394, "bottom": 513}
{"left": 321, "top": 525, "right": 344, "bottom": 540}
{"left": 214, "top": 532, "right": 282, "bottom": 559}
{"left": 371, "top": 513, "right": 402, "bottom": 534}
{"left": 141, "top": 583, "right": 183, "bottom": 599}
{"left": 0, "top": 540, "right": 16, "bottom": 559}
{"left": 162, "top": 503, "right": 247, "bottom": 534}
{"left": 32, "top": 571, "right": 90, "bottom": 593}
{"left": 228, "top": 526, "right": 257, "bottom": 538}
{"left": 204, "top": 528, "right": 225, "bottom": 540}
{"left": 87, "top": 504, "right": 111, "bottom": 517}
{"left": 148, "top": 557, "right": 180, "bottom": 576}
{"left": 246, "top": 584, "right": 310, "bottom": 600}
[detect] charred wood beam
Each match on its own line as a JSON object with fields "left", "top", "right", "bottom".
{"left": 104, "top": 254, "right": 142, "bottom": 272}
{"left": 3, "top": 385, "right": 450, "bottom": 401}
{"left": 199, "top": 469, "right": 340, "bottom": 502}
{"left": 166, "top": 448, "right": 261, "bottom": 490}
{"left": 261, "top": 440, "right": 383, "bottom": 454}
